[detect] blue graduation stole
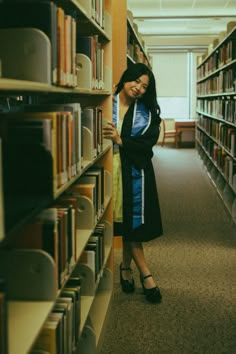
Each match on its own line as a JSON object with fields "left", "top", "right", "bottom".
{"left": 113, "top": 94, "right": 151, "bottom": 229}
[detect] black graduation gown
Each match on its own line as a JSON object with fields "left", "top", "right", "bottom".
{"left": 114, "top": 103, "right": 163, "bottom": 242}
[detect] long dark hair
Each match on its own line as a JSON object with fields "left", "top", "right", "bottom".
{"left": 115, "top": 63, "right": 161, "bottom": 120}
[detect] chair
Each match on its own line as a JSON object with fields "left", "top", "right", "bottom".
{"left": 161, "top": 118, "right": 180, "bottom": 148}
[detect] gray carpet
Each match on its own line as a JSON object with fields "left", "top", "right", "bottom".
{"left": 100, "top": 146, "right": 236, "bottom": 354}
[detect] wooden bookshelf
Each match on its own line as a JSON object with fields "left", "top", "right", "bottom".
{"left": 112, "top": 0, "right": 127, "bottom": 86}
{"left": 112, "top": 1, "right": 152, "bottom": 90}
{"left": 196, "top": 25, "right": 236, "bottom": 223}
{"left": 127, "top": 13, "right": 152, "bottom": 68}
{"left": 0, "top": 0, "right": 113, "bottom": 353}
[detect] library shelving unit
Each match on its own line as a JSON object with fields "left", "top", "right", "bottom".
{"left": 112, "top": 0, "right": 127, "bottom": 86}
{"left": 127, "top": 11, "right": 152, "bottom": 68}
{"left": 112, "top": 1, "right": 151, "bottom": 89}
{"left": 196, "top": 26, "right": 236, "bottom": 223}
{"left": 0, "top": 1, "right": 113, "bottom": 353}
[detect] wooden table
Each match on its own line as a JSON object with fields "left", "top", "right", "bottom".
{"left": 175, "top": 119, "right": 196, "bottom": 148}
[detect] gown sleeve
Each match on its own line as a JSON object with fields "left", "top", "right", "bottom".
{"left": 120, "top": 112, "right": 161, "bottom": 169}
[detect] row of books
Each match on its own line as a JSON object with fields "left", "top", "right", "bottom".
{"left": 91, "top": 0, "right": 105, "bottom": 29}
{"left": 197, "top": 130, "right": 236, "bottom": 188}
{"left": 197, "top": 98, "right": 236, "bottom": 124}
{"left": 198, "top": 116, "right": 236, "bottom": 156}
{"left": 197, "top": 68, "right": 236, "bottom": 95}
{"left": 78, "top": 0, "right": 105, "bottom": 29}
{"left": 197, "top": 38, "right": 236, "bottom": 79}
{"left": 76, "top": 35, "right": 105, "bottom": 90}
{"left": 9, "top": 165, "right": 106, "bottom": 290}
{"left": 68, "top": 166, "right": 105, "bottom": 224}
{"left": 127, "top": 26, "right": 150, "bottom": 66}
{"left": 0, "top": 1, "right": 106, "bottom": 88}
{"left": 30, "top": 221, "right": 107, "bottom": 354}
{"left": 31, "top": 276, "right": 81, "bottom": 354}
{"left": 80, "top": 223, "right": 106, "bottom": 284}
{"left": 0, "top": 2, "right": 76, "bottom": 86}
{"left": 0, "top": 103, "right": 105, "bottom": 197}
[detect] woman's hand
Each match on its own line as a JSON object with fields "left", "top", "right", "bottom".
{"left": 103, "top": 122, "right": 122, "bottom": 146}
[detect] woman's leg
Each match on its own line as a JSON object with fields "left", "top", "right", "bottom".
{"left": 130, "top": 241, "right": 157, "bottom": 289}
{"left": 121, "top": 240, "right": 133, "bottom": 280}
{"left": 120, "top": 240, "right": 135, "bottom": 293}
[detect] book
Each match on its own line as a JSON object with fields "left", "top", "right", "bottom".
{"left": 61, "top": 286, "right": 81, "bottom": 347}
{"left": 32, "top": 314, "right": 63, "bottom": 354}
{"left": 82, "top": 106, "right": 103, "bottom": 157}
{"left": 65, "top": 277, "right": 81, "bottom": 340}
{"left": 92, "top": 222, "right": 105, "bottom": 270}
{"left": 54, "top": 207, "right": 69, "bottom": 286}
{"left": 52, "top": 303, "right": 70, "bottom": 354}
{"left": 89, "top": 165, "right": 105, "bottom": 208}
{"left": 71, "top": 17, "right": 77, "bottom": 87}
{"left": 53, "top": 197, "right": 77, "bottom": 268}
{"left": 56, "top": 297, "right": 73, "bottom": 354}
{"left": 57, "top": 6, "right": 65, "bottom": 86}
{"left": 87, "top": 236, "right": 101, "bottom": 280}
{"left": 47, "top": 312, "right": 64, "bottom": 353}
{"left": 24, "top": 103, "right": 82, "bottom": 177}
{"left": 82, "top": 107, "right": 97, "bottom": 158}
{"left": 64, "top": 14, "right": 72, "bottom": 87}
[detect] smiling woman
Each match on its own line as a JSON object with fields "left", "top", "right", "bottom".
{"left": 103, "top": 63, "right": 164, "bottom": 303}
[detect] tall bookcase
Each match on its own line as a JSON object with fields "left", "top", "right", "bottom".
{"left": 127, "top": 11, "right": 152, "bottom": 68}
{"left": 0, "top": 0, "right": 113, "bottom": 353}
{"left": 196, "top": 26, "right": 236, "bottom": 223}
{"left": 111, "top": 1, "right": 152, "bottom": 251}
{"left": 112, "top": 0, "right": 151, "bottom": 90}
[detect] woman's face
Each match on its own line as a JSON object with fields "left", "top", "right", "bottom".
{"left": 123, "top": 74, "right": 149, "bottom": 99}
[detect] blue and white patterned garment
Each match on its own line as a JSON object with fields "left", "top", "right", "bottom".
{"left": 113, "top": 94, "right": 151, "bottom": 229}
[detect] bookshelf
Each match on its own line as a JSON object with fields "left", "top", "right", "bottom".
{"left": 0, "top": 0, "right": 113, "bottom": 353}
{"left": 111, "top": 1, "right": 152, "bottom": 251}
{"left": 112, "top": 1, "right": 152, "bottom": 90}
{"left": 112, "top": 0, "right": 127, "bottom": 86}
{"left": 196, "top": 25, "right": 236, "bottom": 223}
{"left": 127, "top": 10, "right": 152, "bottom": 68}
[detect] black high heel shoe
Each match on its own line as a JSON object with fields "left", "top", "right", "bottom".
{"left": 140, "top": 274, "right": 162, "bottom": 303}
{"left": 120, "top": 263, "right": 135, "bottom": 293}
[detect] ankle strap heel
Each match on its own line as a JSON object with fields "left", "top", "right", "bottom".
{"left": 140, "top": 274, "right": 162, "bottom": 304}
{"left": 120, "top": 263, "right": 135, "bottom": 293}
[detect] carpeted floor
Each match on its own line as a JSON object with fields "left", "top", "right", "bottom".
{"left": 100, "top": 146, "right": 236, "bottom": 354}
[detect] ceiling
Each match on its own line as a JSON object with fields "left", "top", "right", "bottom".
{"left": 127, "top": 0, "right": 236, "bottom": 51}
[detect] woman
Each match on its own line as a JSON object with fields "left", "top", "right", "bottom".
{"left": 103, "top": 63, "right": 163, "bottom": 303}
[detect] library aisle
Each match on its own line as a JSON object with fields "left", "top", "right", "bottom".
{"left": 100, "top": 146, "right": 236, "bottom": 354}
